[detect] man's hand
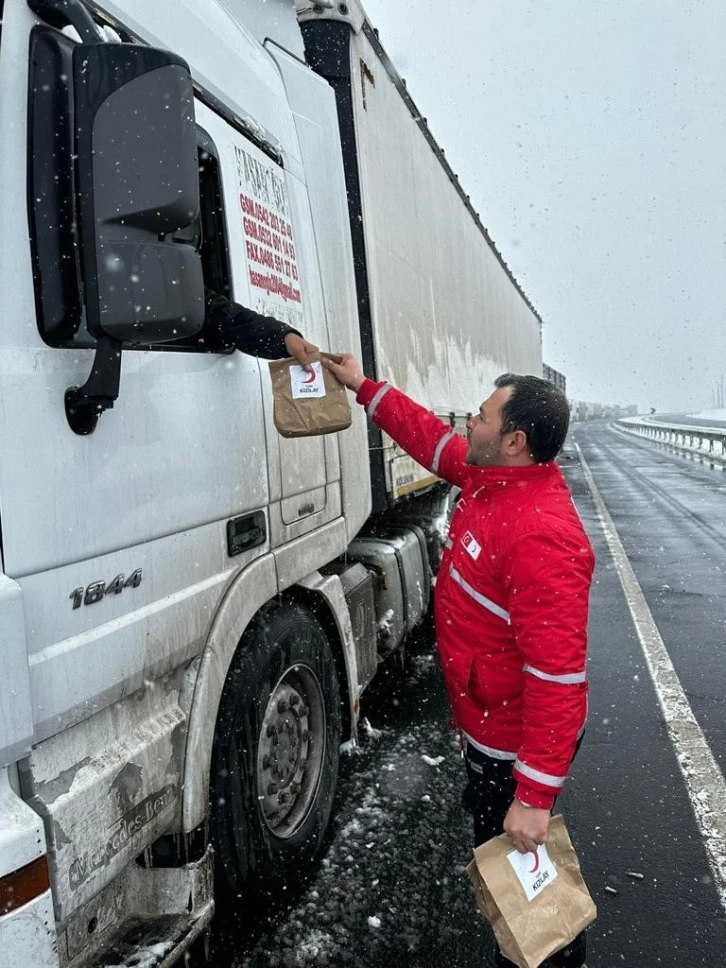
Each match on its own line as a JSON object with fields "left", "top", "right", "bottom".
{"left": 284, "top": 333, "right": 319, "bottom": 372}
{"left": 503, "top": 800, "right": 551, "bottom": 854}
{"left": 322, "top": 353, "right": 366, "bottom": 392}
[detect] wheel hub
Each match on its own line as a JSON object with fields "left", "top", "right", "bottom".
{"left": 257, "top": 665, "right": 325, "bottom": 838}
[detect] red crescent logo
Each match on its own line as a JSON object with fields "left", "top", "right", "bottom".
{"left": 303, "top": 369, "right": 316, "bottom": 384}
{"left": 529, "top": 851, "right": 540, "bottom": 874}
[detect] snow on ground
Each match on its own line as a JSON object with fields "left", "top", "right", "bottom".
{"left": 105, "top": 941, "right": 175, "bottom": 968}
{"left": 687, "top": 409, "right": 726, "bottom": 421}
{"left": 231, "top": 646, "right": 491, "bottom": 968}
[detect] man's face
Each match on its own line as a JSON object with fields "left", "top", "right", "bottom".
{"left": 465, "top": 386, "right": 513, "bottom": 466}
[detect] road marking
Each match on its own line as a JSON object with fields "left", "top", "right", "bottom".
{"left": 576, "top": 442, "right": 726, "bottom": 911}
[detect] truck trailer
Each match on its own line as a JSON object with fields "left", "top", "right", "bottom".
{"left": 0, "top": 0, "right": 542, "bottom": 964}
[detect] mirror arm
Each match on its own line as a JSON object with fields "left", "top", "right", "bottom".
{"left": 65, "top": 336, "right": 122, "bottom": 435}
{"left": 27, "top": 0, "right": 105, "bottom": 44}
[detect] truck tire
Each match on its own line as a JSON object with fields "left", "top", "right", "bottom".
{"left": 210, "top": 602, "right": 341, "bottom": 899}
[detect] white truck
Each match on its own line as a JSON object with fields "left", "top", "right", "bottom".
{"left": 0, "top": 0, "right": 542, "bottom": 964}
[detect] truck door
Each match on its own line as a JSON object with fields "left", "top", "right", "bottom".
{"left": 230, "top": 135, "right": 341, "bottom": 540}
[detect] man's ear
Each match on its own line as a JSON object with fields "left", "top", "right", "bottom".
{"left": 504, "top": 429, "right": 529, "bottom": 457}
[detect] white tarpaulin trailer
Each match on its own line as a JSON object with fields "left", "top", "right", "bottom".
{"left": 298, "top": 0, "right": 542, "bottom": 503}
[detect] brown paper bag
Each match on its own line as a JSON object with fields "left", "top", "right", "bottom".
{"left": 466, "top": 814, "right": 596, "bottom": 968}
{"left": 268, "top": 352, "right": 352, "bottom": 438}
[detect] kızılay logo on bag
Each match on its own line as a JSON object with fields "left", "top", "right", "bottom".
{"left": 506, "top": 844, "right": 558, "bottom": 902}
{"left": 462, "top": 531, "right": 481, "bottom": 560}
{"left": 290, "top": 362, "right": 326, "bottom": 399}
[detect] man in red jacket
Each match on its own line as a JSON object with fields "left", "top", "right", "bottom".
{"left": 324, "top": 354, "right": 594, "bottom": 968}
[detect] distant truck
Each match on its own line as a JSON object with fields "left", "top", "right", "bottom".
{"left": 543, "top": 363, "right": 567, "bottom": 395}
{"left": 0, "top": 0, "right": 542, "bottom": 964}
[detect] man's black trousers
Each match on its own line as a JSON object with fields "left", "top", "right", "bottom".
{"left": 462, "top": 741, "right": 587, "bottom": 968}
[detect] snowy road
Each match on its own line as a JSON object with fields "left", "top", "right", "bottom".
{"left": 208, "top": 420, "right": 726, "bottom": 968}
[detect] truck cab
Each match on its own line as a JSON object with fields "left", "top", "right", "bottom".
{"left": 0, "top": 0, "right": 375, "bottom": 963}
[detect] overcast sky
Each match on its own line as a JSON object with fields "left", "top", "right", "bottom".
{"left": 362, "top": 0, "right": 726, "bottom": 411}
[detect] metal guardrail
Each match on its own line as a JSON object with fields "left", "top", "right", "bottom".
{"left": 615, "top": 417, "right": 726, "bottom": 467}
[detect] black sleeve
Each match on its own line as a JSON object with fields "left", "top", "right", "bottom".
{"left": 204, "top": 288, "right": 301, "bottom": 359}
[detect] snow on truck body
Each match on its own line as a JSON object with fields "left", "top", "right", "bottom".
{"left": 0, "top": 0, "right": 541, "bottom": 965}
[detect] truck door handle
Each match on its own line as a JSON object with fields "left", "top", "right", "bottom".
{"left": 226, "top": 512, "right": 266, "bottom": 557}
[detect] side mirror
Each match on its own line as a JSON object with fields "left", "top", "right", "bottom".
{"left": 29, "top": 0, "right": 203, "bottom": 433}
{"left": 73, "top": 43, "right": 203, "bottom": 345}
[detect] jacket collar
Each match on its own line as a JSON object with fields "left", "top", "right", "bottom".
{"left": 466, "top": 460, "right": 560, "bottom": 487}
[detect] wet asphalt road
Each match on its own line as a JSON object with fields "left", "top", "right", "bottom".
{"left": 208, "top": 420, "right": 726, "bottom": 968}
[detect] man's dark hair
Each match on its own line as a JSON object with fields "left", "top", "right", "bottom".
{"left": 494, "top": 373, "right": 570, "bottom": 463}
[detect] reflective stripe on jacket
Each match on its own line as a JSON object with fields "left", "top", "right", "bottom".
{"left": 356, "top": 379, "right": 595, "bottom": 810}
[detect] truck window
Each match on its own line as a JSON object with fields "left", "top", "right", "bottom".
{"left": 28, "top": 26, "right": 229, "bottom": 353}
{"left": 167, "top": 134, "right": 234, "bottom": 352}
{"left": 197, "top": 140, "right": 230, "bottom": 303}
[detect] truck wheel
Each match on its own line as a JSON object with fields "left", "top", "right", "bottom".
{"left": 210, "top": 602, "right": 341, "bottom": 899}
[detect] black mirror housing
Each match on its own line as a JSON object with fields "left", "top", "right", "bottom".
{"left": 73, "top": 43, "right": 204, "bottom": 343}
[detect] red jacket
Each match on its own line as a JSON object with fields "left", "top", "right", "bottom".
{"left": 357, "top": 379, "right": 594, "bottom": 809}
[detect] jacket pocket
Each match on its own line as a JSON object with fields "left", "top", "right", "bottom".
{"left": 441, "top": 650, "right": 474, "bottom": 699}
{"left": 469, "top": 656, "right": 523, "bottom": 711}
